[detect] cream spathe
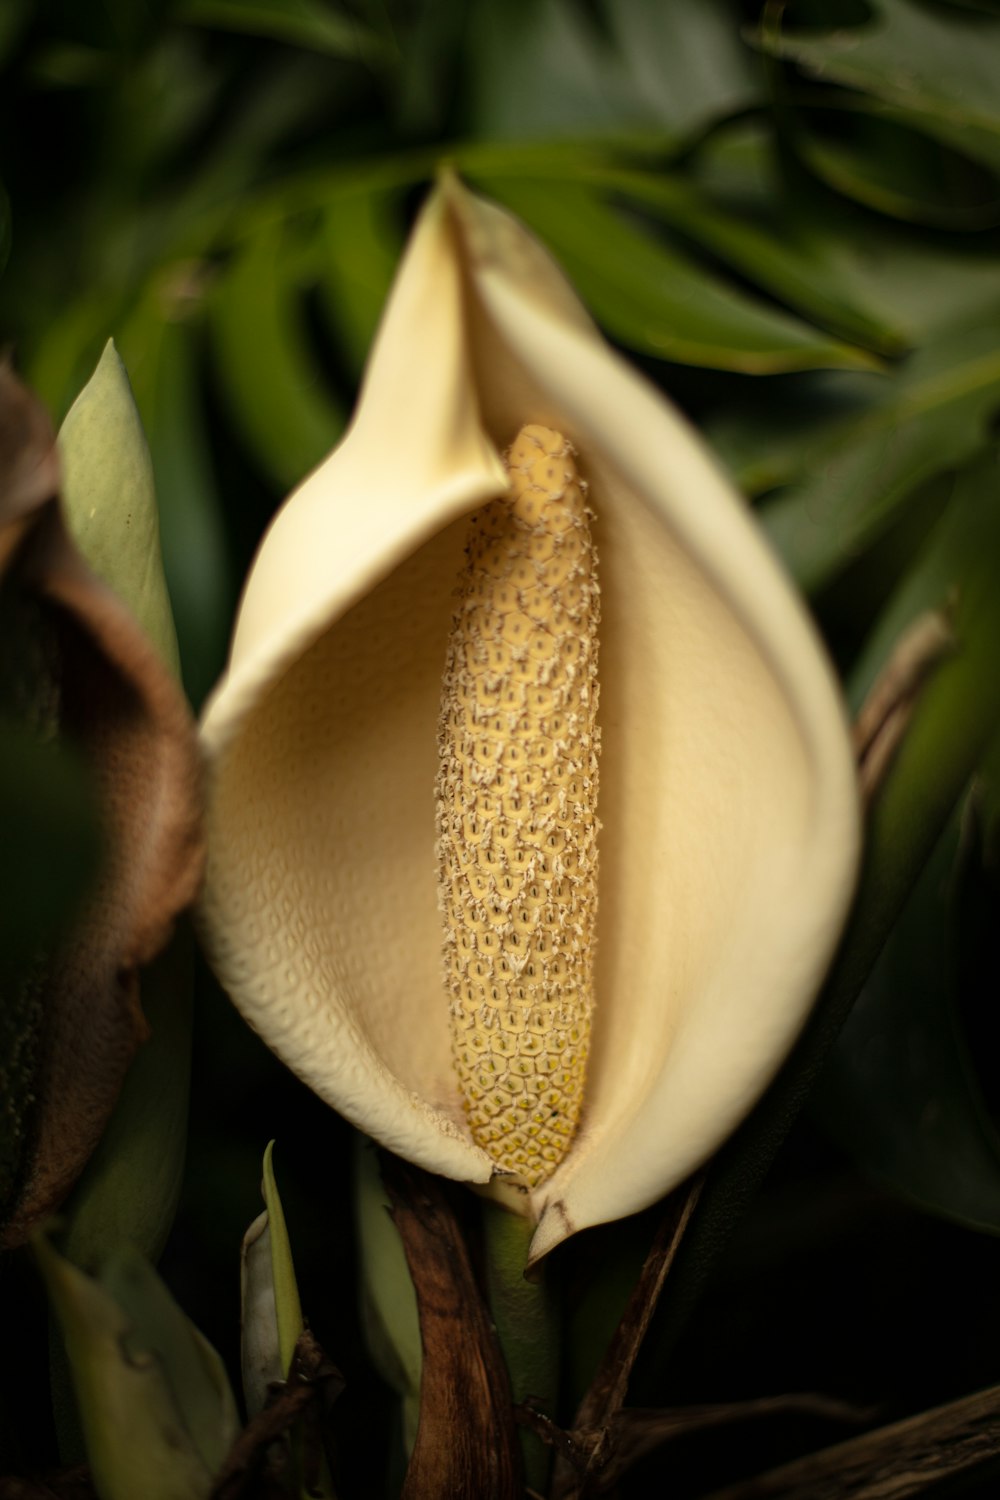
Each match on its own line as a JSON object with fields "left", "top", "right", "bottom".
{"left": 199, "top": 177, "right": 860, "bottom": 1262}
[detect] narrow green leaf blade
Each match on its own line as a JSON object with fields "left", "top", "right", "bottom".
{"left": 176, "top": 0, "right": 379, "bottom": 60}
{"left": 474, "top": 177, "right": 879, "bottom": 373}
{"left": 261, "top": 1140, "right": 304, "bottom": 1377}
{"left": 319, "top": 188, "right": 402, "bottom": 376}
{"left": 58, "top": 340, "right": 180, "bottom": 677}
{"left": 118, "top": 304, "right": 234, "bottom": 709}
{"left": 761, "top": 308, "right": 1000, "bottom": 589}
{"left": 211, "top": 225, "right": 344, "bottom": 491}
{"left": 611, "top": 165, "right": 906, "bottom": 356}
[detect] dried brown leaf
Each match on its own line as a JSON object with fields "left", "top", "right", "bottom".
{"left": 381, "top": 1153, "right": 523, "bottom": 1500}
{"left": 0, "top": 363, "right": 203, "bottom": 1247}
{"left": 703, "top": 1381, "right": 1000, "bottom": 1500}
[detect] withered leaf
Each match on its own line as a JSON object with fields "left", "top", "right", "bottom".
{"left": 381, "top": 1153, "right": 523, "bottom": 1500}
{"left": 702, "top": 1380, "right": 1000, "bottom": 1500}
{"left": 0, "top": 361, "right": 203, "bottom": 1247}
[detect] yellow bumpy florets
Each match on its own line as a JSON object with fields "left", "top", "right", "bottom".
{"left": 436, "top": 424, "right": 600, "bottom": 1190}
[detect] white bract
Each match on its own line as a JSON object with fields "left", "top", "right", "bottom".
{"left": 200, "top": 178, "right": 860, "bottom": 1263}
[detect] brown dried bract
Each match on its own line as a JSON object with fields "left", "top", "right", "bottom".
{"left": 381, "top": 1152, "right": 523, "bottom": 1500}
{"left": 0, "top": 361, "right": 203, "bottom": 1247}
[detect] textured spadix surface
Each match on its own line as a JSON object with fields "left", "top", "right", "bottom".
{"left": 200, "top": 179, "right": 860, "bottom": 1261}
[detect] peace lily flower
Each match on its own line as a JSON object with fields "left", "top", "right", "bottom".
{"left": 200, "top": 177, "right": 860, "bottom": 1262}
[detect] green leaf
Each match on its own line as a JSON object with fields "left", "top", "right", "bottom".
{"left": 39, "top": 1237, "right": 238, "bottom": 1500}
{"left": 813, "top": 816, "right": 1000, "bottom": 1233}
{"left": 608, "top": 163, "right": 907, "bottom": 356}
{"left": 58, "top": 340, "right": 181, "bottom": 677}
{"left": 318, "top": 188, "right": 402, "bottom": 376}
{"left": 260, "top": 1140, "right": 304, "bottom": 1377}
{"left": 815, "top": 449, "right": 1000, "bottom": 1231}
{"left": 118, "top": 300, "right": 234, "bottom": 709}
{"left": 211, "top": 224, "right": 344, "bottom": 491}
{"left": 240, "top": 1143, "right": 334, "bottom": 1498}
{"left": 754, "top": 0, "right": 1000, "bottom": 174}
{"left": 465, "top": 0, "right": 761, "bottom": 146}
{"left": 688, "top": 118, "right": 1000, "bottom": 346}
{"left": 601, "top": 0, "right": 764, "bottom": 138}
{"left": 354, "top": 1136, "right": 421, "bottom": 1452}
{"left": 759, "top": 306, "right": 1000, "bottom": 589}
{"left": 176, "top": 0, "right": 381, "bottom": 61}
{"left": 790, "top": 98, "right": 1000, "bottom": 229}
{"left": 473, "top": 176, "right": 879, "bottom": 374}
{"left": 102, "top": 1251, "right": 239, "bottom": 1479}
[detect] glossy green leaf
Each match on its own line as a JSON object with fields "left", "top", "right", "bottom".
{"left": 474, "top": 176, "right": 879, "bottom": 373}
{"left": 211, "top": 224, "right": 344, "bottom": 490}
{"left": 118, "top": 300, "right": 234, "bottom": 709}
{"left": 755, "top": 0, "right": 1000, "bottom": 174}
{"left": 39, "top": 1237, "right": 239, "bottom": 1500}
{"left": 58, "top": 340, "right": 180, "bottom": 677}
{"left": 760, "top": 305, "right": 1000, "bottom": 588}
{"left": 176, "top": 0, "right": 380, "bottom": 60}
{"left": 318, "top": 188, "right": 402, "bottom": 376}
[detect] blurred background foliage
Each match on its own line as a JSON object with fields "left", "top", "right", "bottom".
{"left": 2, "top": 0, "right": 1000, "bottom": 1495}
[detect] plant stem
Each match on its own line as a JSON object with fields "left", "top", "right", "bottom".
{"left": 481, "top": 1200, "right": 560, "bottom": 1495}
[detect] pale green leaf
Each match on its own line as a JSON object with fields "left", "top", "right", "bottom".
{"left": 58, "top": 341, "right": 180, "bottom": 677}
{"left": 39, "top": 1237, "right": 237, "bottom": 1500}
{"left": 118, "top": 301, "right": 234, "bottom": 708}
